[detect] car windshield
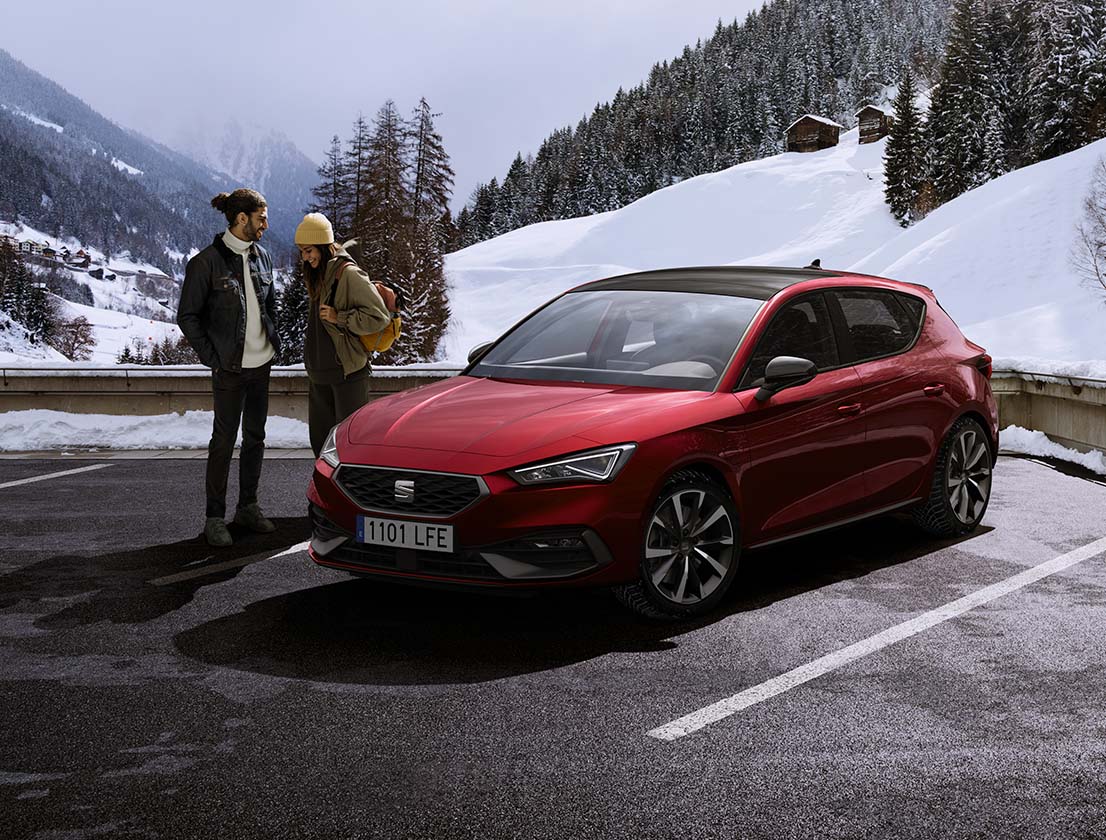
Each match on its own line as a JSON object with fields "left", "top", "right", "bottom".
{"left": 469, "top": 288, "right": 764, "bottom": 391}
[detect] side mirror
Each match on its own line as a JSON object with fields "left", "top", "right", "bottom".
{"left": 467, "top": 341, "right": 495, "bottom": 365}
{"left": 755, "top": 356, "right": 817, "bottom": 402}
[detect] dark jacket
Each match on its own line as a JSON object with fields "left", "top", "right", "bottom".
{"left": 177, "top": 233, "right": 280, "bottom": 371}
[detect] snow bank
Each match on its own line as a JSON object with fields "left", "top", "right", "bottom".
{"left": 1000, "top": 425, "right": 1106, "bottom": 476}
{"left": 0, "top": 410, "right": 310, "bottom": 451}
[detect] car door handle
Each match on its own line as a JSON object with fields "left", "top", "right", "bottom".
{"left": 837, "top": 403, "right": 862, "bottom": 416}
{"left": 923, "top": 384, "right": 945, "bottom": 397}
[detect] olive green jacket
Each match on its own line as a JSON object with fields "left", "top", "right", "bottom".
{"left": 317, "top": 246, "right": 393, "bottom": 378}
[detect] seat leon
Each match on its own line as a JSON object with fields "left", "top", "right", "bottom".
{"left": 307, "top": 266, "right": 998, "bottom": 619}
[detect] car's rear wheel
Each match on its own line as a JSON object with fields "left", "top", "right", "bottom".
{"left": 614, "top": 470, "right": 740, "bottom": 620}
{"left": 912, "top": 415, "right": 993, "bottom": 537}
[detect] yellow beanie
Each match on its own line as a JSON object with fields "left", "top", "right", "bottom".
{"left": 294, "top": 212, "right": 334, "bottom": 245}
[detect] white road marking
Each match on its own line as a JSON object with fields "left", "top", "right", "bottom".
{"left": 648, "top": 534, "right": 1106, "bottom": 742}
{"left": 150, "top": 540, "right": 310, "bottom": 586}
{"left": 0, "top": 464, "right": 112, "bottom": 490}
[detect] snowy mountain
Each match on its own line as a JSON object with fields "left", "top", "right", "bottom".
{"left": 169, "top": 118, "right": 317, "bottom": 250}
{"left": 443, "top": 129, "right": 1106, "bottom": 365}
{"left": 0, "top": 48, "right": 234, "bottom": 270}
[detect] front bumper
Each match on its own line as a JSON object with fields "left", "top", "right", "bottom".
{"left": 307, "top": 459, "right": 645, "bottom": 589}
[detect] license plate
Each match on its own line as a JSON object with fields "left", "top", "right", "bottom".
{"left": 356, "top": 516, "right": 454, "bottom": 554}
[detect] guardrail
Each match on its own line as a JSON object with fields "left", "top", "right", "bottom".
{"left": 991, "top": 368, "right": 1106, "bottom": 455}
{"left": 2, "top": 366, "right": 1104, "bottom": 456}
{"left": 0, "top": 365, "right": 464, "bottom": 422}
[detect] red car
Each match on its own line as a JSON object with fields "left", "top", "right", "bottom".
{"left": 307, "top": 266, "right": 997, "bottom": 619}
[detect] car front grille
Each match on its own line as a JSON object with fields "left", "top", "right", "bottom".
{"left": 334, "top": 466, "right": 484, "bottom": 517}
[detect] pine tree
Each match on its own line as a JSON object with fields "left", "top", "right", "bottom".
{"left": 884, "top": 68, "right": 927, "bottom": 226}
{"left": 378, "top": 99, "right": 454, "bottom": 365}
{"left": 344, "top": 115, "right": 373, "bottom": 241}
{"left": 926, "top": 0, "right": 991, "bottom": 203}
{"left": 359, "top": 101, "right": 411, "bottom": 289}
{"left": 1030, "top": 0, "right": 1103, "bottom": 160}
{"left": 980, "top": 105, "right": 1009, "bottom": 181}
{"left": 276, "top": 264, "right": 309, "bottom": 365}
{"left": 311, "top": 135, "right": 351, "bottom": 235}
{"left": 454, "top": 206, "right": 472, "bottom": 250}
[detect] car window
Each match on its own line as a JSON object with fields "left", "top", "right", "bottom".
{"left": 834, "top": 290, "right": 918, "bottom": 360}
{"left": 741, "top": 295, "right": 839, "bottom": 387}
{"left": 896, "top": 293, "right": 926, "bottom": 329}
{"left": 469, "top": 289, "right": 763, "bottom": 391}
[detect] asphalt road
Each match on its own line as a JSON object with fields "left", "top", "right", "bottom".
{"left": 2, "top": 455, "right": 1106, "bottom": 839}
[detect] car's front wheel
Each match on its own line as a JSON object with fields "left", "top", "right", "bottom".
{"left": 614, "top": 470, "right": 740, "bottom": 620}
{"left": 912, "top": 415, "right": 993, "bottom": 537}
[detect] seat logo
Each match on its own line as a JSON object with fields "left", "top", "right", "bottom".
{"left": 394, "top": 479, "right": 415, "bottom": 503}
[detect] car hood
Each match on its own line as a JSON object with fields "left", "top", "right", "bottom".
{"left": 346, "top": 375, "right": 712, "bottom": 457}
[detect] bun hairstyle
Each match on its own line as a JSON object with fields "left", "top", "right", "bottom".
{"left": 211, "top": 189, "right": 267, "bottom": 226}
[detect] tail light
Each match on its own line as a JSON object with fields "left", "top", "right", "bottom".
{"left": 975, "top": 353, "right": 992, "bottom": 379}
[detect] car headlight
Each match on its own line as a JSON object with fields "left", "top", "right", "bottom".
{"left": 320, "top": 425, "right": 340, "bottom": 467}
{"left": 508, "top": 444, "right": 636, "bottom": 485}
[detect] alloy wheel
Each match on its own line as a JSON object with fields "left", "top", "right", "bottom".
{"left": 946, "top": 426, "right": 992, "bottom": 525}
{"left": 645, "top": 487, "right": 736, "bottom": 606}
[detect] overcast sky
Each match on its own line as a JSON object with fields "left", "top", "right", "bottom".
{"left": 4, "top": 0, "right": 762, "bottom": 209}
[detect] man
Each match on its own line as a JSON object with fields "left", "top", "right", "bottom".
{"left": 178, "top": 189, "right": 281, "bottom": 546}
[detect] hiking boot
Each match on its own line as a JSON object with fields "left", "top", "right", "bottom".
{"left": 233, "top": 503, "right": 276, "bottom": 534}
{"left": 204, "top": 517, "right": 233, "bottom": 547}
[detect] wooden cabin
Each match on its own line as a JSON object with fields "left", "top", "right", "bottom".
{"left": 785, "top": 115, "right": 843, "bottom": 153}
{"left": 855, "top": 105, "right": 894, "bottom": 144}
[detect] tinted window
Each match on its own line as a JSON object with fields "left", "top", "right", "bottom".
{"left": 742, "top": 294, "right": 839, "bottom": 387}
{"left": 896, "top": 293, "right": 925, "bottom": 328}
{"left": 834, "top": 290, "right": 918, "bottom": 360}
{"left": 469, "top": 289, "right": 763, "bottom": 391}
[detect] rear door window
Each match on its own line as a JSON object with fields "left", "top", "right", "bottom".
{"left": 833, "top": 290, "right": 920, "bottom": 361}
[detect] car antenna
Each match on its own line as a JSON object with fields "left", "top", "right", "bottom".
{"left": 804, "top": 258, "right": 822, "bottom": 269}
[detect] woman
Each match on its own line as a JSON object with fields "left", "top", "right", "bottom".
{"left": 294, "top": 212, "right": 396, "bottom": 457}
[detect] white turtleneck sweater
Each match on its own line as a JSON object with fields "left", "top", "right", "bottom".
{"left": 222, "top": 229, "right": 274, "bottom": 369}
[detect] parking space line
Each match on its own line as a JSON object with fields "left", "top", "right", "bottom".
{"left": 648, "top": 534, "right": 1106, "bottom": 742}
{"left": 0, "top": 464, "right": 112, "bottom": 490}
{"left": 150, "top": 540, "right": 309, "bottom": 586}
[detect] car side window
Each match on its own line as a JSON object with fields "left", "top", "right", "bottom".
{"left": 742, "top": 295, "right": 839, "bottom": 387}
{"left": 834, "top": 290, "right": 918, "bottom": 361}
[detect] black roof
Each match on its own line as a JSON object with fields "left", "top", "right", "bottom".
{"left": 573, "top": 265, "right": 842, "bottom": 300}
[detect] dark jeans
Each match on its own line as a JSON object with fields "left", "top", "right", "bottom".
{"left": 308, "top": 372, "right": 370, "bottom": 457}
{"left": 206, "top": 363, "right": 271, "bottom": 518}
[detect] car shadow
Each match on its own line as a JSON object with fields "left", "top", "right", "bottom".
{"left": 173, "top": 515, "right": 991, "bottom": 686}
{"left": 1, "top": 518, "right": 310, "bottom": 628}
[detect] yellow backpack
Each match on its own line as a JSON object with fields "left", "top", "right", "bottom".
{"left": 328, "top": 259, "right": 402, "bottom": 354}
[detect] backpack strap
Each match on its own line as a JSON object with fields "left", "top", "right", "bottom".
{"left": 324, "top": 257, "right": 355, "bottom": 308}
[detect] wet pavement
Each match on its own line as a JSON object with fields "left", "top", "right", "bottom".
{"left": 1, "top": 455, "right": 1105, "bottom": 839}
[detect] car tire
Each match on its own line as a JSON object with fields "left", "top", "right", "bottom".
{"left": 614, "top": 469, "right": 741, "bottom": 620}
{"left": 911, "top": 415, "right": 993, "bottom": 538}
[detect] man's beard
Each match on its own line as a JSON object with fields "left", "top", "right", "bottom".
{"left": 244, "top": 220, "right": 263, "bottom": 241}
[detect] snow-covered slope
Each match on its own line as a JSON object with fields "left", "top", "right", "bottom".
{"left": 55, "top": 299, "right": 182, "bottom": 365}
{"left": 444, "top": 130, "right": 1106, "bottom": 365}
{"left": 0, "top": 311, "right": 67, "bottom": 365}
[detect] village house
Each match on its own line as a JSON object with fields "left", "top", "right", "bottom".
{"left": 785, "top": 115, "right": 843, "bottom": 153}
{"left": 855, "top": 105, "right": 894, "bottom": 144}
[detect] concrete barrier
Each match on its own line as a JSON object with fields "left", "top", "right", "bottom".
{"left": 2, "top": 366, "right": 1104, "bottom": 456}
{"left": 0, "top": 365, "right": 463, "bottom": 422}
{"left": 992, "top": 369, "right": 1106, "bottom": 455}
